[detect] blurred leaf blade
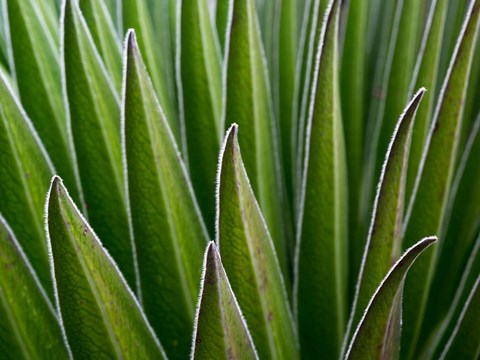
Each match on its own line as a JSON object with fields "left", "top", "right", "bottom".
{"left": 123, "top": 30, "right": 209, "bottom": 359}
{"left": 178, "top": 0, "right": 222, "bottom": 231}
{"left": 0, "top": 215, "right": 70, "bottom": 358}
{"left": 62, "top": 0, "right": 134, "bottom": 286}
{"left": 346, "top": 236, "right": 437, "bottom": 359}
{"left": 294, "top": 0, "right": 347, "bottom": 357}
{"left": 46, "top": 176, "right": 166, "bottom": 359}
{"left": 401, "top": 0, "right": 480, "bottom": 356}
{"left": 217, "top": 124, "right": 299, "bottom": 359}
{"left": 192, "top": 242, "right": 258, "bottom": 360}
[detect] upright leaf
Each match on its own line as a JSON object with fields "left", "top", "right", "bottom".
{"left": 224, "top": 0, "right": 289, "bottom": 276}
{"left": 294, "top": 0, "right": 347, "bottom": 357}
{"left": 345, "top": 236, "right": 437, "bottom": 359}
{"left": 0, "top": 215, "right": 69, "bottom": 358}
{"left": 0, "top": 73, "right": 54, "bottom": 293}
{"left": 191, "top": 242, "right": 258, "bottom": 360}
{"left": 62, "top": 0, "right": 134, "bottom": 286}
{"left": 215, "top": 0, "right": 229, "bottom": 52}
{"left": 217, "top": 124, "right": 299, "bottom": 359}
{"left": 123, "top": 31, "right": 208, "bottom": 359}
{"left": 6, "top": 0, "right": 79, "bottom": 200}
{"left": 178, "top": 0, "right": 222, "bottom": 231}
{"left": 343, "top": 89, "right": 425, "bottom": 355}
{"left": 46, "top": 176, "right": 166, "bottom": 359}
{"left": 401, "top": 1, "right": 480, "bottom": 356}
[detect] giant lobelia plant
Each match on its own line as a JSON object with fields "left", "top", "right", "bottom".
{"left": 0, "top": 0, "right": 479, "bottom": 358}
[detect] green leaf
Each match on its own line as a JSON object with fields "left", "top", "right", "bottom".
{"left": 294, "top": 0, "right": 347, "bottom": 357}
{"left": 79, "top": 0, "right": 122, "bottom": 90}
{"left": 342, "top": 88, "right": 426, "bottom": 355}
{"left": 217, "top": 124, "right": 299, "bottom": 359}
{"left": 401, "top": 1, "right": 480, "bottom": 356}
{"left": 46, "top": 176, "right": 166, "bottom": 359}
{"left": 6, "top": 0, "right": 79, "bottom": 201}
{"left": 62, "top": 0, "right": 134, "bottom": 286}
{"left": 0, "top": 72, "right": 54, "bottom": 294}
{"left": 440, "top": 274, "right": 480, "bottom": 359}
{"left": 224, "top": 0, "right": 289, "bottom": 278}
{"left": 178, "top": 0, "right": 222, "bottom": 231}
{"left": 215, "top": 0, "right": 229, "bottom": 53}
{"left": 122, "top": 0, "right": 178, "bottom": 142}
{"left": 123, "top": 30, "right": 209, "bottom": 359}
{"left": 192, "top": 242, "right": 258, "bottom": 360}
{"left": 0, "top": 215, "right": 70, "bottom": 358}
{"left": 345, "top": 236, "right": 437, "bottom": 359}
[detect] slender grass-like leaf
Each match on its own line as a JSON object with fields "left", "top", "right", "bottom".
{"left": 294, "top": 0, "right": 347, "bottom": 357}
{"left": 178, "top": 0, "right": 222, "bottom": 231}
{"left": 224, "top": 0, "right": 289, "bottom": 276}
{"left": 0, "top": 215, "right": 70, "bottom": 358}
{"left": 342, "top": 88, "right": 425, "bottom": 356}
{"left": 46, "top": 176, "right": 166, "bottom": 359}
{"left": 0, "top": 72, "right": 54, "bottom": 294}
{"left": 123, "top": 30, "right": 208, "bottom": 359}
{"left": 401, "top": 1, "right": 480, "bottom": 356}
{"left": 79, "top": 0, "right": 122, "bottom": 90}
{"left": 345, "top": 236, "right": 437, "bottom": 359}
{"left": 122, "top": 0, "right": 178, "bottom": 142}
{"left": 6, "top": 0, "right": 79, "bottom": 201}
{"left": 217, "top": 124, "right": 299, "bottom": 359}
{"left": 62, "top": 0, "right": 134, "bottom": 286}
{"left": 191, "top": 242, "right": 258, "bottom": 360}
{"left": 215, "top": 0, "right": 229, "bottom": 52}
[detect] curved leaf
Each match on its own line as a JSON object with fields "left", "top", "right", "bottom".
{"left": 217, "top": 124, "right": 299, "bottom": 359}
{"left": 0, "top": 215, "right": 69, "bottom": 358}
{"left": 46, "top": 176, "right": 166, "bottom": 359}
{"left": 62, "top": 0, "right": 134, "bottom": 286}
{"left": 123, "top": 30, "right": 208, "bottom": 359}
{"left": 192, "top": 242, "right": 258, "bottom": 360}
{"left": 0, "top": 72, "right": 54, "bottom": 294}
{"left": 346, "top": 236, "right": 437, "bottom": 359}
{"left": 178, "top": 0, "right": 222, "bottom": 230}
{"left": 401, "top": 1, "right": 480, "bottom": 356}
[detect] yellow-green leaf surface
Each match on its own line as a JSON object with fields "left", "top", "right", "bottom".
{"left": 294, "top": 0, "right": 347, "bottom": 357}
{"left": 345, "top": 236, "right": 437, "bottom": 359}
{"left": 343, "top": 88, "right": 425, "bottom": 355}
{"left": 224, "top": 0, "right": 288, "bottom": 276}
{"left": 6, "top": 0, "right": 79, "bottom": 200}
{"left": 62, "top": 0, "right": 134, "bottom": 286}
{"left": 217, "top": 124, "right": 299, "bottom": 359}
{"left": 178, "top": 0, "right": 222, "bottom": 231}
{"left": 0, "top": 215, "right": 70, "bottom": 358}
{"left": 192, "top": 242, "right": 258, "bottom": 360}
{"left": 46, "top": 176, "right": 166, "bottom": 359}
{"left": 401, "top": 1, "right": 480, "bottom": 357}
{"left": 0, "top": 73, "right": 54, "bottom": 294}
{"left": 123, "top": 31, "right": 208, "bottom": 359}
{"left": 79, "top": 0, "right": 122, "bottom": 90}
{"left": 122, "top": 0, "right": 178, "bottom": 142}
{"left": 215, "top": 0, "right": 229, "bottom": 52}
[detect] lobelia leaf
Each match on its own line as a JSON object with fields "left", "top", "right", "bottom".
{"left": 0, "top": 72, "right": 54, "bottom": 295}
{"left": 217, "top": 124, "right": 299, "bottom": 359}
{"left": 345, "top": 236, "right": 438, "bottom": 359}
{"left": 6, "top": 0, "right": 79, "bottom": 201}
{"left": 123, "top": 30, "right": 209, "bottom": 359}
{"left": 0, "top": 215, "right": 70, "bottom": 359}
{"left": 178, "top": 0, "right": 222, "bottom": 232}
{"left": 294, "top": 0, "right": 348, "bottom": 357}
{"left": 122, "top": 0, "right": 179, "bottom": 143}
{"left": 401, "top": 1, "right": 480, "bottom": 357}
{"left": 191, "top": 242, "right": 258, "bottom": 360}
{"left": 342, "top": 88, "right": 426, "bottom": 356}
{"left": 62, "top": 0, "right": 135, "bottom": 286}
{"left": 79, "top": 0, "right": 123, "bottom": 90}
{"left": 224, "top": 0, "right": 289, "bottom": 278}
{"left": 46, "top": 176, "right": 166, "bottom": 359}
